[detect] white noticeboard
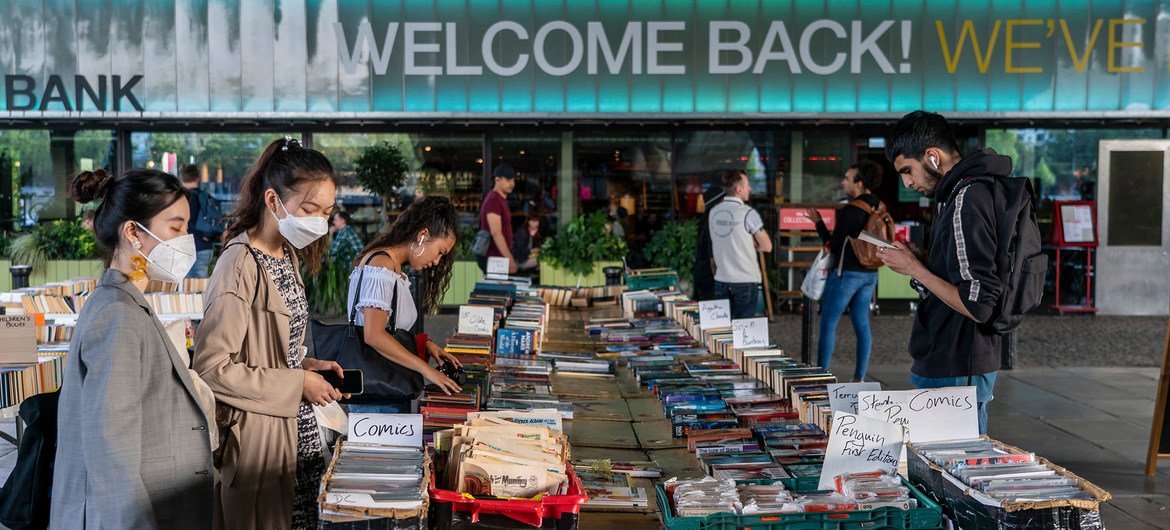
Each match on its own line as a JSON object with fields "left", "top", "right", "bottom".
{"left": 827, "top": 382, "right": 882, "bottom": 415}
{"left": 348, "top": 413, "right": 423, "bottom": 447}
{"left": 731, "top": 317, "right": 769, "bottom": 349}
{"left": 818, "top": 411, "right": 906, "bottom": 490}
{"left": 698, "top": 299, "right": 732, "bottom": 330}
{"left": 486, "top": 256, "right": 509, "bottom": 278}
{"left": 458, "top": 305, "right": 496, "bottom": 336}
{"left": 856, "top": 387, "right": 979, "bottom": 443}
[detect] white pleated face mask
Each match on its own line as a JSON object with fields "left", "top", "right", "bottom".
{"left": 273, "top": 198, "right": 329, "bottom": 249}
{"left": 135, "top": 222, "right": 197, "bottom": 282}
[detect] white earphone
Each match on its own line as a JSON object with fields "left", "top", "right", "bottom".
{"left": 930, "top": 155, "right": 939, "bottom": 169}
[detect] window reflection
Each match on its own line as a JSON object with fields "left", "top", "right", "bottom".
{"left": 574, "top": 133, "right": 673, "bottom": 251}
{"left": 0, "top": 130, "right": 115, "bottom": 227}
{"left": 492, "top": 133, "right": 560, "bottom": 232}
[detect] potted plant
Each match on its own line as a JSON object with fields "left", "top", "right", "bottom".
{"left": 644, "top": 218, "right": 698, "bottom": 293}
{"left": 440, "top": 223, "right": 485, "bottom": 306}
{"left": 9, "top": 220, "right": 103, "bottom": 286}
{"left": 353, "top": 142, "right": 410, "bottom": 228}
{"left": 302, "top": 256, "right": 349, "bottom": 317}
{"left": 539, "top": 211, "right": 627, "bottom": 287}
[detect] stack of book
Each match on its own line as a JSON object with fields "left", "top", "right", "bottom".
{"left": 435, "top": 415, "right": 571, "bottom": 499}
{"left": 419, "top": 386, "right": 481, "bottom": 442}
{"left": 538, "top": 285, "right": 626, "bottom": 307}
{"left": 319, "top": 441, "right": 428, "bottom": 518}
{"left": 143, "top": 292, "right": 204, "bottom": 316}
{"left": 1, "top": 356, "right": 65, "bottom": 409}
{"left": 912, "top": 438, "right": 1098, "bottom": 502}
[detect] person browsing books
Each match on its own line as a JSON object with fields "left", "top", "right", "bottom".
{"left": 881, "top": 111, "right": 1014, "bottom": 435}
{"left": 52, "top": 168, "right": 216, "bottom": 529}
{"left": 708, "top": 170, "right": 773, "bottom": 319}
{"left": 193, "top": 137, "right": 349, "bottom": 530}
{"left": 478, "top": 164, "right": 518, "bottom": 274}
{"left": 805, "top": 161, "right": 884, "bottom": 382}
{"left": 348, "top": 195, "right": 463, "bottom": 411}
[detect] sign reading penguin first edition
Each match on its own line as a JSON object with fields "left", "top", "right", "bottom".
{"left": 818, "top": 411, "right": 906, "bottom": 490}
{"left": 698, "top": 299, "right": 732, "bottom": 330}
{"left": 348, "top": 413, "right": 423, "bottom": 447}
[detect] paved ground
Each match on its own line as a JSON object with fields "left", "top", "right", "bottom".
{"left": 3, "top": 311, "right": 1167, "bottom": 528}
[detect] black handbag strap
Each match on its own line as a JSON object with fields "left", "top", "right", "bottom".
{"left": 351, "top": 251, "right": 398, "bottom": 332}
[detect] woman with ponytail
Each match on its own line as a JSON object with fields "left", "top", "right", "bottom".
{"left": 193, "top": 137, "right": 344, "bottom": 530}
{"left": 345, "top": 195, "right": 462, "bottom": 409}
{"left": 51, "top": 168, "right": 215, "bottom": 529}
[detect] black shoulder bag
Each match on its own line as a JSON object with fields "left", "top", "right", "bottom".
{"left": 310, "top": 252, "right": 424, "bottom": 404}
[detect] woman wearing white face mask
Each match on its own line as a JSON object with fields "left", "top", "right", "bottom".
{"left": 193, "top": 137, "right": 344, "bottom": 530}
{"left": 51, "top": 168, "right": 216, "bottom": 529}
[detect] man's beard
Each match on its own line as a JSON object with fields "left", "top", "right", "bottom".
{"left": 922, "top": 165, "right": 944, "bottom": 197}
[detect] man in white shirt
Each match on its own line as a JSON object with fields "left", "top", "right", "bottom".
{"left": 708, "top": 170, "right": 773, "bottom": 319}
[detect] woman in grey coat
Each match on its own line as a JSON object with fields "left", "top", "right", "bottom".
{"left": 50, "top": 168, "right": 217, "bottom": 529}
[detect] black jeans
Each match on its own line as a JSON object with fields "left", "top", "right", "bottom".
{"left": 713, "top": 281, "right": 759, "bottom": 319}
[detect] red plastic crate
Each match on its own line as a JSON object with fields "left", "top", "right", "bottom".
{"left": 428, "top": 465, "right": 587, "bottom": 527}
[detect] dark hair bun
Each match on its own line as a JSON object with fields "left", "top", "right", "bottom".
{"left": 70, "top": 168, "right": 113, "bottom": 204}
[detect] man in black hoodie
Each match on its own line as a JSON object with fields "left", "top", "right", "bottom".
{"left": 880, "top": 111, "right": 1011, "bottom": 434}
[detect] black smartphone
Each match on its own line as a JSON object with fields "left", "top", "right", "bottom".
{"left": 314, "top": 369, "right": 364, "bottom": 395}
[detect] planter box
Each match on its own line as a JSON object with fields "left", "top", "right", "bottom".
{"left": 0, "top": 259, "right": 104, "bottom": 292}
{"left": 440, "top": 261, "right": 484, "bottom": 307}
{"left": 539, "top": 261, "right": 622, "bottom": 287}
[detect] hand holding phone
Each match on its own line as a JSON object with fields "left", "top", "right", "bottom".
{"left": 314, "top": 369, "right": 364, "bottom": 395}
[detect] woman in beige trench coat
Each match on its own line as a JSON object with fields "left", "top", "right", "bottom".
{"left": 194, "top": 138, "right": 345, "bottom": 530}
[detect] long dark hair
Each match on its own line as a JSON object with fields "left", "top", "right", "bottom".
{"left": 225, "top": 138, "right": 337, "bottom": 273}
{"left": 70, "top": 168, "right": 186, "bottom": 267}
{"left": 358, "top": 196, "right": 458, "bottom": 314}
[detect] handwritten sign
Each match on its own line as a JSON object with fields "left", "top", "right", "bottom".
{"left": 857, "top": 387, "right": 978, "bottom": 443}
{"left": 732, "top": 317, "right": 769, "bottom": 349}
{"left": 818, "top": 411, "right": 905, "bottom": 490}
{"left": 698, "top": 299, "right": 732, "bottom": 330}
{"left": 486, "top": 256, "right": 509, "bottom": 278}
{"left": 458, "top": 305, "right": 495, "bottom": 336}
{"left": 348, "top": 413, "right": 423, "bottom": 447}
{"left": 325, "top": 491, "right": 422, "bottom": 510}
{"left": 828, "top": 382, "right": 882, "bottom": 414}
{"left": 0, "top": 315, "right": 36, "bottom": 365}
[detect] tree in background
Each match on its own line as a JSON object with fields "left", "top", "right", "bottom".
{"left": 353, "top": 142, "right": 411, "bottom": 228}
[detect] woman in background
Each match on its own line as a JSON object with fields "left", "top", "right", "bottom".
{"left": 194, "top": 137, "right": 345, "bottom": 530}
{"left": 512, "top": 212, "right": 543, "bottom": 272}
{"left": 52, "top": 168, "right": 215, "bottom": 529}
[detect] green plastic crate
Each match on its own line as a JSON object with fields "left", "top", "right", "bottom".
{"left": 657, "top": 478, "right": 944, "bottom": 530}
{"left": 625, "top": 271, "right": 678, "bottom": 291}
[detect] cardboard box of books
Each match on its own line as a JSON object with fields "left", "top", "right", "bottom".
{"left": 317, "top": 440, "right": 430, "bottom": 521}
{"left": 906, "top": 437, "right": 1110, "bottom": 514}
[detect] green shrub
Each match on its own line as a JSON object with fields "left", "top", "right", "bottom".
{"left": 11, "top": 220, "right": 98, "bottom": 267}
{"left": 644, "top": 219, "right": 698, "bottom": 281}
{"left": 540, "top": 212, "right": 627, "bottom": 277}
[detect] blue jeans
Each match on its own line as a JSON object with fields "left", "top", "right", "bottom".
{"left": 188, "top": 248, "right": 213, "bottom": 279}
{"left": 911, "top": 372, "right": 998, "bottom": 435}
{"left": 817, "top": 271, "right": 877, "bottom": 381}
{"left": 714, "top": 281, "right": 759, "bottom": 320}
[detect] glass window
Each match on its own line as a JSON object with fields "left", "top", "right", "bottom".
{"left": 985, "top": 128, "right": 1163, "bottom": 201}
{"left": 130, "top": 132, "right": 292, "bottom": 216}
{"left": 313, "top": 133, "right": 484, "bottom": 238}
{"left": 491, "top": 132, "right": 561, "bottom": 235}
{"left": 793, "top": 130, "right": 851, "bottom": 203}
{"left": 675, "top": 131, "right": 784, "bottom": 221}
{"left": 574, "top": 133, "right": 673, "bottom": 251}
{"left": 1107, "top": 151, "right": 1164, "bottom": 246}
{"left": 0, "top": 129, "right": 115, "bottom": 226}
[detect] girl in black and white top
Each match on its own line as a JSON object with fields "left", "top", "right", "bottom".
{"left": 347, "top": 196, "right": 463, "bottom": 402}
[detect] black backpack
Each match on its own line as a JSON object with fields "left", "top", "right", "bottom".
{"left": 192, "top": 189, "right": 225, "bottom": 242}
{"left": 955, "top": 175, "right": 1048, "bottom": 335}
{"left": 0, "top": 391, "right": 59, "bottom": 530}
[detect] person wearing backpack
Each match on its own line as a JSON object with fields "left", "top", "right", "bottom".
{"left": 180, "top": 164, "right": 224, "bottom": 278}
{"left": 806, "top": 161, "right": 888, "bottom": 382}
{"left": 881, "top": 111, "right": 1046, "bottom": 435}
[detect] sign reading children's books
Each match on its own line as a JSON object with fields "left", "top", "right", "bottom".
{"left": 458, "top": 305, "right": 496, "bottom": 336}
{"left": 699, "top": 299, "right": 732, "bottom": 330}
{"left": 818, "top": 411, "right": 905, "bottom": 490}
{"left": 732, "top": 317, "right": 769, "bottom": 349}
{"left": 0, "top": 315, "right": 37, "bottom": 365}
{"left": 348, "top": 413, "right": 423, "bottom": 447}
{"left": 857, "top": 387, "right": 979, "bottom": 443}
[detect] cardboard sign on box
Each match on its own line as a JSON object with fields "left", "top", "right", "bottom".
{"left": 0, "top": 315, "right": 37, "bottom": 365}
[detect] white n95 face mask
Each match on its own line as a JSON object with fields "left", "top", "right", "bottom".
{"left": 134, "top": 222, "right": 197, "bottom": 282}
{"left": 273, "top": 199, "right": 329, "bottom": 249}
